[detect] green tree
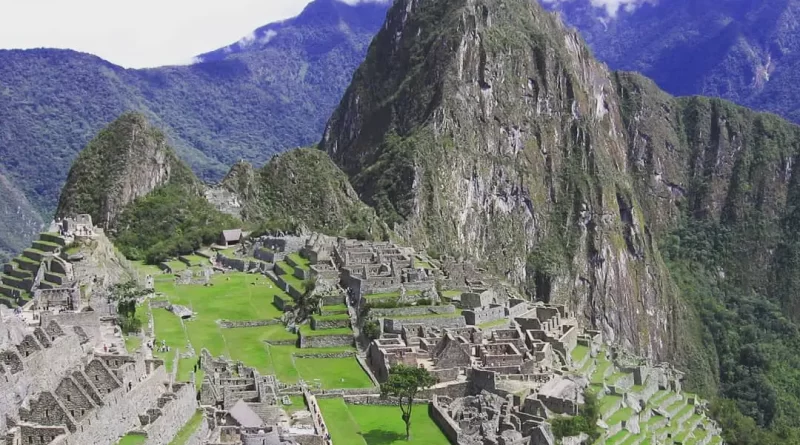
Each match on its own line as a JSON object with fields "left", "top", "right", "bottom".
{"left": 380, "top": 365, "right": 437, "bottom": 440}
{"left": 550, "top": 389, "right": 600, "bottom": 440}
{"left": 294, "top": 277, "right": 321, "bottom": 323}
{"left": 363, "top": 320, "right": 381, "bottom": 340}
{"left": 108, "top": 281, "right": 148, "bottom": 334}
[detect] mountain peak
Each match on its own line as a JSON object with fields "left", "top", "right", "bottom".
{"left": 196, "top": 0, "right": 390, "bottom": 62}
{"left": 55, "top": 112, "right": 197, "bottom": 229}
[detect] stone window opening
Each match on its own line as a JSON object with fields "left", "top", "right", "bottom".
{"left": 45, "top": 409, "right": 49, "bottom": 418}
{"left": 70, "top": 409, "right": 75, "bottom": 417}
{"left": 39, "top": 435, "right": 43, "bottom": 443}
{"left": 66, "top": 395, "right": 71, "bottom": 402}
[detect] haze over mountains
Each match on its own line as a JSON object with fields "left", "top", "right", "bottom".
{"left": 543, "top": 0, "right": 800, "bottom": 120}
{"left": 0, "top": 0, "right": 390, "bottom": 261}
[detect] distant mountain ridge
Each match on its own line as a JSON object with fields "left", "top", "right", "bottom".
{"left": 0, "top": 0, "right": 389, "bottom": 259}
{"left": 542, "top": 0, "right": 800, "bottom": 122}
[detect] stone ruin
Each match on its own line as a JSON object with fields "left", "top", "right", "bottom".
{"left": 0, "top": 310, "right": 197, "bottom": 445}
{"left": 197, "top": 349, "right": 322, "bottom": 445}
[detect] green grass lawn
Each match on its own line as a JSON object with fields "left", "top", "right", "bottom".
{"left": 570, "top": 344, "right": 589, "bottom": 364}
{"left": 318, "top": 398, "right": 450, "bottom": 445}
{"left": 165, "top": 260, "right": 188, "bottom": 272}
{"left": 314, "top": 313, "right": 350, "bottom": 322}
{"left": 364, "top": 291, "right": 402, "bottom": 300}
{"left": 117, "top": 434, "right": 147, "bottom": 445}
{"left": 181, "top": 254, "right": 209, "bottom": 266}
{"left": 151, "top": 308, "right": 186, "bottom": 373}
{"left": 607, "top": 407, "right": 634, "bottom": 425}
{"left": 600, "top": 394, "right": 623, "bottom": 416}
{"left": 295, "top": 357, "right": 373, "bottom": 388}
{"left": 168, "top": 410, "right": 204, "bottom": 445}
{"left": 149, "top": 272, "right": 371, "bottom": 389}
{"left": 282, "top": 395, "right": 308, "bottom": 415}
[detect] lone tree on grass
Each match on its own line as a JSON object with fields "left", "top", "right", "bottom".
{"left": 108, "top": 281, "right": 149, "bottom": 334}
{"left": 295, "top": 277, "right": 321, "bottom": 322}
{"left": 381, "top": 365, "right": 437, "bottom": 440}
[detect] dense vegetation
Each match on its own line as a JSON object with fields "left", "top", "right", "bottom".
{"left": 551, "top": 390, "right": 600, "bottom": 441}
{"left": 56, "top": 112, "right": 199, "bottom": 228}
{"left": 229, "top": 148, "right": 387, "bottom": 241}
{"left": 114, "top": 184, "right": 239, "bottom": 264}
{"left": 661, "top": 218, "right": 800, "bottom": 444}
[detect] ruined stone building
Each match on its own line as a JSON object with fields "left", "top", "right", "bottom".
{"left": 0, "top": 310, "right": 196, "bottom": 445}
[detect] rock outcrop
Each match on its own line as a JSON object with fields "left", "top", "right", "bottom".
{"left": 320, "top": 0, "right": 685, "bottom": 362}
{"left": 55, "top": 112, "right": 198, "bottom": 229}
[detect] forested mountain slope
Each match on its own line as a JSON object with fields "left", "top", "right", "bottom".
{"left": 319, "top": 0, "right": 800, "bottom": 441}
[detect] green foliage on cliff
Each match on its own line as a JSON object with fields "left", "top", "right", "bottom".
{"left": 234, "top": 148, "right": 387, "bottom": 241}
{"left": 114, "top": 184, "right": 239, "bottom": 264}
{"left": 56, "top": 112, "right": 198, "bottom": 228}
{"left": 551, "top": 390, "right": 600, "bottom": 440}
{"left": 662, "top": 219, "right": 800, "bottom": 443}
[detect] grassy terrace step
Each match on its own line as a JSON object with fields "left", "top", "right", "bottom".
{"left": 23, "top": 248, "right": 48, "bottom": 262}
{"left": 607, "top": 407, "right": 634, "bottom": 425}
{"left": 321, "top": 304, "right": 348, "bottom": 315}
{"left": 39, "top": 232, "right": 66, "bottom": 246}
{"left": 606, "top": 430, "right": 629, "bottom": 445}
{"left": 274, "top": 261, "right": 307, "bottom": 292}
{"left": 600, "top": 394, "right": 623, "bottom": 416}
{"left": 666, "top": 399, "right": 687, "bottom": 416}
{"left": 389, "top": 311, "right": 463, "bottom": 320}
{"left": 571, "top": 344, "right": 589, "bottom": 364}
{"left": 1, "top": 274, "right": 27, "bottom": 289}
{"left": 32, "top": 240, "right": 61, "bottom": 252}
{"left": 590, "top": 355, "right": 612, "bottom": 385}
{"left": 286, "top": 253, "right": 310, "bottom": 271}
{"left": 6, "top": 267, "right": 32, "bottom": 280}
{"left": 313, "top": 314, "right": 350, "bottom": 322}
{"left": 300, "top": 325, "right": 353, "bottom": 336}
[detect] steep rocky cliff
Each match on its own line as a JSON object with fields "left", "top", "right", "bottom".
{"left": 55, "top": 112, "right": 198, "bottom": 229}
{"left": 223, "top": 148, "right": 387, "bottom": 239}
{"left": 321, "top": 0, "right": 687, "bottom": 364}
{"left": 320, "top": 3, "right": 800, "bottom": 429}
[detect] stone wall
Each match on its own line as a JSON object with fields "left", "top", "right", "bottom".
{"left": 60, "top": 366, "right": 169, "bottom": 445}
{"left": 383, "top": 315, "right": 465, "bottom": 333}
{"left": 0, "top": 329, "right": 86, "bottom": 434}
{"left": 368, "top": 305, "right": 455, "bottom": 318}
{"left": 462, "top": 305, "right": 505, "bottom": 326}
{"left": 299, "top": 333, "right": 353, "bottom": 349}
{"left": 218, "top": 319, "right": 280, "bottom": 329}
{"left": 254, "top": 248, "right": 277, "bottom": 263}
{"left": 217, "top": 255, "right": 271, "bottom": 274}
{"left": 183, "top": 415, "right": 209, "bottom": 445}
{"left": 143, "top": 384, "right": 198, "bottom": 445}
{"left": 430, "top": 398, "right": 460, "bottom": 444}
{"left": 310, "top": 317, "right": 350, "bottom": 330}
{"left": 39, "top": 311, "right": 101, "bottom": 346}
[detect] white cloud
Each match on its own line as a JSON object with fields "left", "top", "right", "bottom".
{"left": 543, "top": 0, "right": 653, "bottom": 18}
{"left": 589, "top": 0, "right": 647, "bottom": 17}
{"left": 0, "top": 0, "right": 316, "bottom": 68}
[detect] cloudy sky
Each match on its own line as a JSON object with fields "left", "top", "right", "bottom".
{"left": 0, "top": 0, "right": 317, "bottom": 68}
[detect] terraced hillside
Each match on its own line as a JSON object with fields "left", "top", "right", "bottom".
{"left": 0, "top": 232, "right": 69, "bottom": 307}
{"left": 571, "top": 346, "right": 723, "bottom": 444}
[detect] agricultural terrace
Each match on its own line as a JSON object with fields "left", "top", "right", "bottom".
{"left": 318, "top": 398, "right": 450, "bottom": 445}
{"left": 143, "top": 270, "right": 373, "bottom": 389}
